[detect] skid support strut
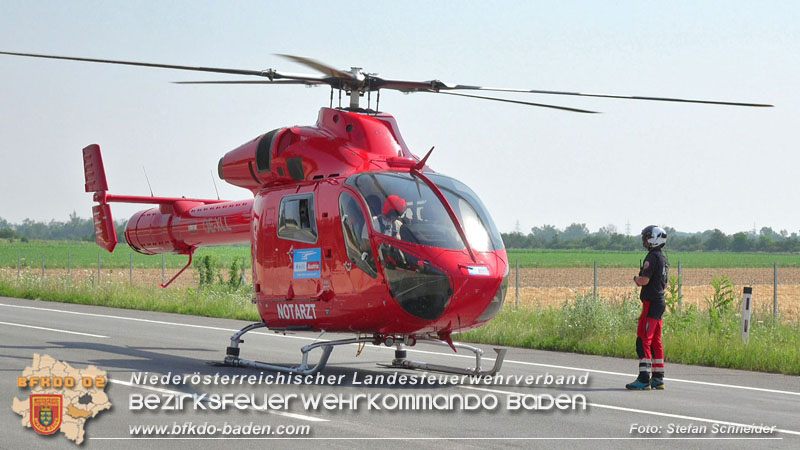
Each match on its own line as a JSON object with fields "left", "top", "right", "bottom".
{"left": 384, "top": 338, "right": 507, "bottom": 376}
{"left": 222, "top": 322, "right": 376, "bottom": 375}
{"left": 222, "top": 323, "right": 507, "bottom": 376}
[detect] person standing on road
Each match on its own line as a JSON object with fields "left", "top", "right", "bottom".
{"left": 627, "top": 225, "right": 669, "bottom": 390}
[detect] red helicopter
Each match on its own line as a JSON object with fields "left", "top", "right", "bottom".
{"left": 0, "top": 51, "right": 772, "bottom": 376}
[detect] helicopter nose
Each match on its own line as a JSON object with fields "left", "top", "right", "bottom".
{"left": 378, "top": 243, "right": 453, "bottom": 321}
{"left": 475, "top": 275, "right": 508, "bottom": 323}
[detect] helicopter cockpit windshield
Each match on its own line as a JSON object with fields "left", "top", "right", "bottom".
{"left": 345, "top": 171, "right": 505, "bottom": 321}
{"left": 345, "top": 171, "right": 503, "bottom": 252}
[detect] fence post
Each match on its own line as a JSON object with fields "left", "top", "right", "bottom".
{"left": 677, "top": 260, "right": 683, "bottom": 311}
{"left": 42, "top": 253, "right": 45, "bottom": 279}
{"left": 773, "top": 262, "right": 778, "bottom": 319}
{"left": 593, "top": 261, "right": 598, "bottom": 300}
{"left": 17, "top": 251, "right": 21, "bottom": 279}
{"left": 162, "top": 255, "right": 166, "bottom": 285}
{"left": 741, "top": 287, "right": 753, "bottom": 344}
{"left": 241, "top": 257, "right": 246, "bottom": 286}
{"left": 68, "top": 250, "right": 71, "bottom": 283}
{"left": 97, "top": 252, "right": 101, "bottom": 285}
{"left": 130, "top": 254, "right": 134, "bottom": 286}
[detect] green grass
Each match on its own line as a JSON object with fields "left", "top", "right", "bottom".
{"left": 0, "top": 274, "right": 258, "bottom": 321}
{"left": 2, "top": 241, "right": 799, "bottom": 269}
{"left": 459, "top": 293, "right": 800, "bottom": 375}
{"left": 0, "top": 240, "right": 250, "bottom": 270}
{"left": 506, "top": 249, "right": 800, "bottom": 268}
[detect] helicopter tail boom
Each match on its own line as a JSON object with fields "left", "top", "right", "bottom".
{"left": 83, "top": 144, "right": 253, "bottom": 256}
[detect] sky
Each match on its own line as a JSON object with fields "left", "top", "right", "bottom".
{"left": 0, "top": 1, "right": 797, "bottom": 236}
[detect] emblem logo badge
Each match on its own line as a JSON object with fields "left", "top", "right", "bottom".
{"left": 30, "top": 394, "right": 62, "bottom": 435}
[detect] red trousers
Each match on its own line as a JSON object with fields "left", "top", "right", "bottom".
{"left": 636, "top": 301, "right": 664, "bottom": 377}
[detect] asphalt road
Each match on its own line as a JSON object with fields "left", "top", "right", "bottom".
{"left": 1, "top": 296, "right": 798, "bottom": 450}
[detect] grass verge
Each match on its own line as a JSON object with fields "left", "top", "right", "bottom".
{"left": 460, "top": 293, "right": 800, "bottom": 375}
{"left": 1, "top": 276, "right": 797, "bottom": 375}
{"left": 0, "top": 275, "right": 258, "bottom": 322}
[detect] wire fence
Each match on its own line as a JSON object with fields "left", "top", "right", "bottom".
{"left": 2, "top": 250, "right": 797, "bottom": 319}
{"left": 510, "top": 260, "right": 794, "bottom": 318}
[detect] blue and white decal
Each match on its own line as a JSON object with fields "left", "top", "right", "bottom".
{"left": 467, "top": 266, "right": 490, "bottom": 276}
{"left": 293, "top": 248, "right": 321, "bottom": 279}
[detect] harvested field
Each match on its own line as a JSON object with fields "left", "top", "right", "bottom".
{"left": 510, "top": 268, "right": 800, "bottom": 317}
{"left": 0, "top": 268, "right": 201, "bottom": 290}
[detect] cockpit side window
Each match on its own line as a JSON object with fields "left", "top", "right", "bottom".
{"left": 278, "top": 193, "right": 317, "bottom": 243}
{"left": 339, "top": 192, "right": 378, "bottom": 278}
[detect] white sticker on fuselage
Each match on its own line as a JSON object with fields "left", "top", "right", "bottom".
{"left": 467, "top": 266, "right": 490, "bottom": 276}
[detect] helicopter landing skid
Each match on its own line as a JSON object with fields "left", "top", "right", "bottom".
{"left": 378, "top": 339, "right": 507, "bottom": 376}
{"left": 220, "top": 323, "right": 507, "bottom": 376}
{"left": 221, "top": 322, "right": 377, "bottom": 375}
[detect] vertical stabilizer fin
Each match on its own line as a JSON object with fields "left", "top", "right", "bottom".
{"left": 83, "top": 144, "right": 109, "bottom": 192}
{"left": 92, "top": 204, "right": 117, "bottom": 252}
{"left": 83, "top": 144, "right": 118, "bottom": 252}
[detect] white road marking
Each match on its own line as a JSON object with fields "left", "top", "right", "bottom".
{"left": 1, "top": 301, "right": 798, "bottom": 397}
{"left": 459, "top": 385, "right": 800, "bottom": 437}
{"left": 108, "top": 378, "right": 328, "bottom": 423}
{"left": 0, "top": 320, "right": 108, "bottom": 338}
{"left": 405, "top": 348, "right": 800, "bottom": 397}
{"left": 91, "top": 437, "right": 783, "bottom": 440}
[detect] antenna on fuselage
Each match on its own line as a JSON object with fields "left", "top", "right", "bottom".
{"left": 210, "top": 170, "right": 220, "bottom": 200}
{"left": 142, "top": 166, "right": 155, "bottom": 197}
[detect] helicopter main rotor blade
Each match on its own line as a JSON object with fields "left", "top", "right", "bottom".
{"left": 371, "top": 78, "right": 772, "bottom": 108}
{"left": 0, "top": 50, "right": 771, "bottom": 109}
{"left": 0, "top": 50, "right": 330, "bottom": 85}
{"left": 276, "top": 54, "right": 357, "bottom": 80}
{"left": 173, "top": 80, "right": 324, "bottom": 85}
{"left": 0, "top": 50, "right": 273, "bottom": 77}
{"left": 437, "top": 91, "right": 599, "bottom": 114}
{"left": 373, "top": 79, "right": 443, "bottom": 92}
{"left": 446, "top": 85, "right": 774, "bottom": 108}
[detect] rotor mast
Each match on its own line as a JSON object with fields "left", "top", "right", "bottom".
{"left": 346, "top": 66, "right": 365, "bottom": 110}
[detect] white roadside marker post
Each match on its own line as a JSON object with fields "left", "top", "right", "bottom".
{"left": 773, "top": 262, "right": 778, "bottom": 319}
{"left": 677, "top": 260, "right": 683, "bottom": 311}
{"left": 741, "top": 287, "right": 753, "bottom": 344}
{"left": 515, "top": 259, "right": 520, "bottom": 309}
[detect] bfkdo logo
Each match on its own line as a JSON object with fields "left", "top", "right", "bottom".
{"left": 12, "top": 354, "right": 112, "bottom": 445}
{"left": 30, "top": 394, "right": 62, "bottom": 435}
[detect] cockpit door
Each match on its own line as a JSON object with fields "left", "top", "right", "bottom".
{"left": 339, "top": 191, "right": 379, "bottom": 287}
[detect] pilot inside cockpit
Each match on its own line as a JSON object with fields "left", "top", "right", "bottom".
{"left": 377, "top": 195, "right": 409, "bottom": 240}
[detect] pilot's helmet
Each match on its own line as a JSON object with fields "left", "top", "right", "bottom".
{"left": 382, "top": 195, "right": 406, "bottom": 217}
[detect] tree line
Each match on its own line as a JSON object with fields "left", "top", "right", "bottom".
{"left": 3, "top": 214, "right": 799, "bottom": 253}
{"left": 502, "top": 224, "right": 800, "bottom": 252}
{"left": 0, "top": 213, "right": 127, "bottom": 243}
